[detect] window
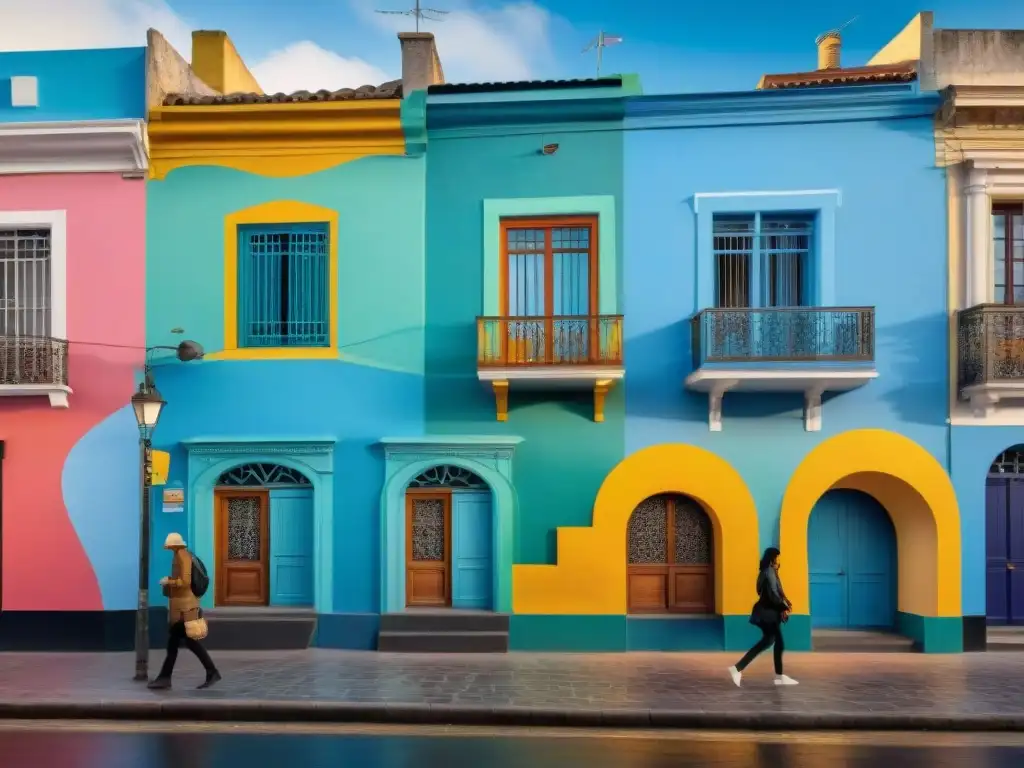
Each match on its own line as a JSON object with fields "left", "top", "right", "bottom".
{"left": 237, "top": 224, "right": 329, "bottom": 348}
{"left": 502, "top": 217, "right": 597, "bottom": 317}
{"left": 626, "top": 494, "right": 714, "bottom": 614}
{"left": 0, "top": 227, "right": 51, "bottom": 337}
{"left": 712, "top": 214, "right": 812, "bottom": 308}
{"left": 992, "top": 202, "right": 1024, "bottom": 305}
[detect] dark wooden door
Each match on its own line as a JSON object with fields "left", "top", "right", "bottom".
{"left": 215, "top": 489, "right": 269, "bottom": 606}
{"left": 406, "top": 491, "right": 451, "bottom": 607}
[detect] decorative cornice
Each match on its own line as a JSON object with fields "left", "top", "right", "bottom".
{"left": 427, "top": 95, "right": 627, "bottom": 138}
{"left": 0, "top": 119, "right": 147, "bottom": 175}
{"left": 379, "top": 435, "right": 523, "bottom": 462}
{"left": 183, "top": 437, "right": 336, "bottom": 456}
{"left": 147, "top": 99, "right": 405, "bottom": 180}
{"left": 625, "top": 85, "right": 939, "bottom": 130}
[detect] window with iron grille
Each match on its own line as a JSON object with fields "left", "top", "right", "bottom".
{"left": 0, "top": 228, "right": 51, "bottom": 337}
{"left": 238, "top": 224, "right": 330, "bottom": 348}
{"left": 712, "top": 214, "right": 812, "bottom": 308}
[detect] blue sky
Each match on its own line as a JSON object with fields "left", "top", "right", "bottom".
{"left": 6, "top": 0, "right": 1024, "bottom": 94}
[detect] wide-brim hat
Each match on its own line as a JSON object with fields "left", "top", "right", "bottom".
{"left": 164, "top": 532, "right": 187, "bottom": 549}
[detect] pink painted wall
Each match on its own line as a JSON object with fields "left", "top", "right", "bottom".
{"left": 0, "top": 173, "right": 144, "bottom": 611}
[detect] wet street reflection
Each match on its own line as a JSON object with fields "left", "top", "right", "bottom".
{"left": 1, "top": 725, "right": 1023, "bottom": 767}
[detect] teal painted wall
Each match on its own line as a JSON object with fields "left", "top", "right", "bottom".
{"left": 145, "top": 157, "right": 428, "bottom": 617}
{"left": 424, "top": 128, "right": 625, "bottom": 564}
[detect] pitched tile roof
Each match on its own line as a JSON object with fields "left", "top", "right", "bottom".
{"left": 759, "top": 61, "right": 917, "bottom": 90}
{"left": 428, "top": 77, "right": 622, "bottom": 95}
{"left": 163, "top": 80, "right": 402, "bottom": 106}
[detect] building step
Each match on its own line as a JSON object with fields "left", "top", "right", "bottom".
{"left": 812, "top": 630, "right": 915, "bottom": 653}
{"left": 987, "top": 627, "right": 1024, "bottom": 651}
{"left": 200, "top": 610, "right": 316, "bottom": 651}
{"left": 377, "top": 631, "right": 509, "bottom": 653}
{"left": 379, "top": 612, "right": 510, "bottom": 634}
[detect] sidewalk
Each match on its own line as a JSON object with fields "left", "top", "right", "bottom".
{"left": 1, "top": 650, "right": 1022, "bottom": 731}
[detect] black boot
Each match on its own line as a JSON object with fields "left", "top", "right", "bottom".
{"left": 197, "top": 671, "right": 221, "bottom": 690}
{"left": 147, "top": 677, "right": 171, "bottom": 690}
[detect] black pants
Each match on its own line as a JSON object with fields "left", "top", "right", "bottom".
{"left": 157, "top": 620, "right": 217, "bottom": 679}
{"left": 736, "top": 623, "right": 784, "bottom": 675}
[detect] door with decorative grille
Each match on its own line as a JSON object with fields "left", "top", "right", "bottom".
{"left": 215, "top": 489, "right": 270, "bottom": 606}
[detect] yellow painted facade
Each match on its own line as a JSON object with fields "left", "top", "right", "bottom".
{"left": 867, "top": 13, "right": 925, "bottom": 66}
{"left": 213, "top": 200, "right": 340, "bottom": 362}
{"left": 512, "top": 443, "right": 760, "bottom": 616}
{"left": 147, "top": 99, "right": 405, "bottom": 181}
{"left": 190, "top": 31, "right": 263, "bottom": 96}
{"left": 780, "top": 429, "right": 962, "bottom": 618}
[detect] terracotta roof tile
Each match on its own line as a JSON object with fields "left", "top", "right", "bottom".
{"left": 163, "top": 80, "right": 402, "bottom": 106}
{"left": 760, "top": 61, "right": 917, "bottom": 90}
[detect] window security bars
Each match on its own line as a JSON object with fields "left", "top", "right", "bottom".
{"left": 713, "top": 215, "right": 811, "bottom": 309}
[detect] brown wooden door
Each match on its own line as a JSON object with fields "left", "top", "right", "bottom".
{"left": 405, "top": 490, "right": 451, "bottom": 607}
{"left": 627, "top": 494, "right": 714, "bottom": 614}
{"left": 215, "top": 489, "right": 270, "bottom": 606}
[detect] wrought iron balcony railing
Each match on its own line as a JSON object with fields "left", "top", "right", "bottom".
{"left": 0, "top": 335, "right": 69, "bottom": 386}
{"left": 957, "top": 304, "right": 1024, "bottom": 390}
{"left": 477, "top": 315, "right": 624, "bottom": 367}
{"left": 691, "top": 307, "right": 875, "bottom": 368}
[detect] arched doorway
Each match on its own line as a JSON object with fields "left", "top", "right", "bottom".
{"left": 808, "top": 489, "right": 897, "bottom": 629}
{"left": 405, "top": 465, "right": 494, "bottom": 610}
{"left": 986, "top": 448, "right": 1024, "bottom": 626}
{"left": 626, "top": 493, "right": 714, "bottom": 614}
{"left": 214, "top": 462, "right": 313, "bottom": 608}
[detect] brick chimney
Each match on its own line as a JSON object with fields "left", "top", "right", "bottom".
{"left": 816, "top": 30, "right": 842, "bottom": 69}
{"left": 398, "top": 32, "right": 445, "bottom": 94}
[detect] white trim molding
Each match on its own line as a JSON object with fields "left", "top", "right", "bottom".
{"left": 0, "top": 210, "right": 71, "bottom": 408}
{"left": 693, "top": 188, "right": 842, "bottom": 213}
{"left": 0, "top": 119, "right": 147, "bottom": 175}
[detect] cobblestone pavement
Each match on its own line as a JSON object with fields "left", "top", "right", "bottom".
{"left": 2, "top": 650, "right": 1024, "bottom": 730}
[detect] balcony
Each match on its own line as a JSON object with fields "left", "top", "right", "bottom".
{"left": 0, "top": 336, "right": 71, "bottom": 407}
{"left": 957, "top": 304, "right": 1024, "bottom": 417}
{"left": 685, "top": 307, "right": 877, "bottom": 432}
{"left": 476, "top": 314, "right": 624, "bottom": 422}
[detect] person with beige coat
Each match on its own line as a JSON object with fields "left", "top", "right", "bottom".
{"left": 148, "top": 532, "right": 220, "bottom": 690}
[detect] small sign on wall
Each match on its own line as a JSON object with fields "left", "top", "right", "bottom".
{"left": 162, "top": 485, "right": 184, "bottom": 514}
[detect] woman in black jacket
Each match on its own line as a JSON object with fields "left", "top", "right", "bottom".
{"left": 728, "top": 547, "right": 799, "bottom": 687}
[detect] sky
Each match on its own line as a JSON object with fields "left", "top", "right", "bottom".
{"left": 3, "top": 0, "right": 1024, "bottom": 95}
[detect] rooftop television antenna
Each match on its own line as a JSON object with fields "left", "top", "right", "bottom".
{"left": 817, "top": 15, "right": 859, "bottom": 41}
{"left": 376, "top": 0, "right": 448, "bottom": 33}
{"left": 582, "top": 31, "right": 623, "bottom": 77}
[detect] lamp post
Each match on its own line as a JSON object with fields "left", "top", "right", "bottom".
{"left": 130, "top": 340, "right": 203, "bottom": 682}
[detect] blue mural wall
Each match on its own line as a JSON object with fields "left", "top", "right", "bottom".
{"left": 623, "top": 87, "right": 948, "bottom": 577}
{"left": 0, "top": 47, "right": 145, "bottom": 122}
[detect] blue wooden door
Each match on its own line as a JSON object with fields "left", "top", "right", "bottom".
{"left": 986, "top": 478, "right": 1024, "bottom": 625}
{"left": 808, "top": 490, "right": 896, "bottom": 629}
{"left": 451, "top": 491, "right": 492, "bottom": 610}
{"left": 269, "top": 488, "right": 314, "bottom": 607}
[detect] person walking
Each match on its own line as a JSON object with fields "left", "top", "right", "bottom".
{"left": 148, "top": 532, "right": 221, "bottom": 690}
{"left": 728, "top": 546, "right": 799, "bottom": 687}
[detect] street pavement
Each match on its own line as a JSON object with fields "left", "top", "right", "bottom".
{"left": 1, "top": 723, "right": 1024, "bottom": 766}
{"left": 1, "top": 650, "right": 1024, "bottom": 730}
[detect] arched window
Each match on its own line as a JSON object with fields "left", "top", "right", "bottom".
{"left": 627, "top": 494, "right": 714, "bottom": 614}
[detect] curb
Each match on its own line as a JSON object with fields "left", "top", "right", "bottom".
{"left": 0, "top": 701, "right": 1020, "bottom": 731}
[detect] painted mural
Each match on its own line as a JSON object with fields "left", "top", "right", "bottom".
{"left": 0, "top": 47, "right": 146, "bottom": 619}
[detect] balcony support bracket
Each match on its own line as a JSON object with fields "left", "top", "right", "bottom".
{"left": 492, "top": 380, "right": 509, "bottom": 422}
{"left": 708, "top": 385, "right": 729, "bottom": 432}
{"left": 593, "top": 379, "right": 615, "bottom": 423}
{"left": 0, "top": 384, "right": 71, "bottom": 408}
{"left": 804, "top": 388, "right": 824, "bottom": 432}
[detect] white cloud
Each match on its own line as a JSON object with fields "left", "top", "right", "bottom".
{"left": 0, "top": 0, "right": 192, "bottom": 56}
{"left": 353, "top": 0, "right": 558, "bottom": 83}
{"left": 250, "top": 42, "right": 393, "bottom": 95}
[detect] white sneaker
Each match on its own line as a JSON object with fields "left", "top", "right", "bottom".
{"left": 774, "top": 675, "right": 799, "bottom": 686}
{"left": 728, "top": 666, "right": 742, "bottom": 687}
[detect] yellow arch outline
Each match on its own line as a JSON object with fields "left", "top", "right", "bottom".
{"left": 513, "top": 443, "right": 760, "bottom": 615}
{"left": 780, "top": 429, "right": 961, "bottom": 618}
{"left": 210, "top": 200, "right": 340, "bottom": 361}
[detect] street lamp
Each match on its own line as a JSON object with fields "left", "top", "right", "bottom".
{"left": 131, "top": 339, "right": 203, "bottom": 683}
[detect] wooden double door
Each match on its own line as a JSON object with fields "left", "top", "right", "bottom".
{"left": 405, "top": 489, "right": 493, "bottom": 609}
{"left": 215, "top": 488, "right": 314, "bottom": 607}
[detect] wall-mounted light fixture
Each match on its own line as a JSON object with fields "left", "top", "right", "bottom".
{"left": 541, "top": 143, "right": 559, "bottom": 156}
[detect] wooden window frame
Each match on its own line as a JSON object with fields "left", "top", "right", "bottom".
{"left": 627, "top": 496, "right": 714, "bottom": 616}
{"left": 993, "top": 202, "right": 1024, "bottom": 306}
{"left": 498, "top": 215, "right": 600, "bottom": 364}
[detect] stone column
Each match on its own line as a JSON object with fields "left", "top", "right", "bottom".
{"left": 966, "top": 167, "right": 990, "bottom": 307}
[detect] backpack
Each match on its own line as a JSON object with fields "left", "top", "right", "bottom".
{"left": 190, "top": 552, "right": 210, "bottom": 597}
